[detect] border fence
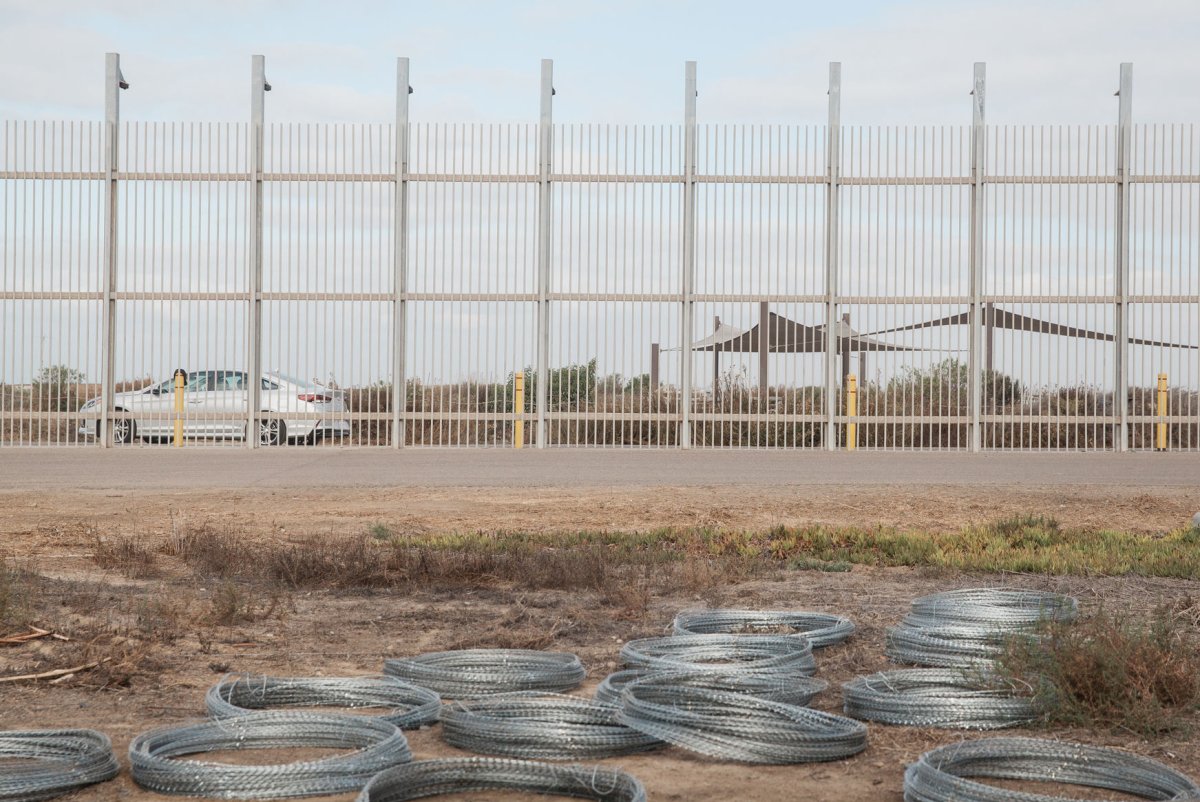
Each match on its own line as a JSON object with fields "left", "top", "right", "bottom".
{"left": 1, "top": 56, "right": 1197, "bottom": 450}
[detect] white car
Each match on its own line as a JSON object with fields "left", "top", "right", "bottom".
{"left": 79, "top": 370, "right": 351, "bottom": 445}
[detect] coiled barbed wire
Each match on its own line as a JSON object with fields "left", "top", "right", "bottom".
{"left": 128, "top": 711, "right": 412, "bottom": 799}
{"left": 906, "top": 588, "right": 1078, "bottom": 629}
{"left": 206, "top": 674, "right": 441, "bottom": 729}
{"left": 616, "top": 675, "right": 867, "bottom": 764}
{"left": 886, "top": 587, "right": 1078, "bottom": 668}
{"left": 356, "top": 757, "right": 647, "bottom": 802}
{"left": 903, "top": 737, "right": 1200, "bottom": 802}
{"left": 842, "top": 668, "right": 1036, "bottom": 729}
{"left": 594, "top": 669, "right": 827, "bottom": 708}
{"left": 383, "top": 649, "right": 586, "bottom": 698}
{"left": 673, "top": 609, "right": 856, "bottom": 648}
{"left": 440, "top": 692, "right": 663, "bottom": 760}
{"left": 0, "top": 729, "right": 119, "bottom": 802}
{"left": 885, "top": 624, "right": 1027, "bottom": 668}
{"left": 619, "top": 634, "right": 816, "bottom": 676}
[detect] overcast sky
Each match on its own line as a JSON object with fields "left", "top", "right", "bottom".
{"left": 2, "top": 0, "right": 1199, "bottom": 125}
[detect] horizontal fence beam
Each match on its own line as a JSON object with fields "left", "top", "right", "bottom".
{"left": 7, "top": 170, "right": 1200, "bottom": 185}
{"left": 6, "top": 291, "right": 1200, "bottom": 305}
{"left": 14, "top": 411, "right": 1193, "bottom": 425}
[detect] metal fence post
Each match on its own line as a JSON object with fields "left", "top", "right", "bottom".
{"left": 100, "top": 53, "right": 126, "bottom": 448}
{"left": 247, "top": 55, "right": 268, "bottom": 448}
{"left": 536, "top": 59, "right": 553, "bottom": 449}
{"left": 1115, "top": 63, "right": 1132, "bottom": 451}
{"left": 680, "top": 61, "right": 697, "bottom": 449}
{"left": 392, "top": 58, "right": 411, "bottom": 449}
{"left": 823, "top": 63, "right": 841, "bottom": 451}
{"left": 968, "top": 62, "right": 986, "bottom": 452}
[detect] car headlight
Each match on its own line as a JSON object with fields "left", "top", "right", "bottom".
{"left": 81, "top": 398, "right": 99, "bottom": 410}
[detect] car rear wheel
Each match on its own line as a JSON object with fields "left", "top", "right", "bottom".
{"left": 99, "top": 412, "right": 135, "bottom": 445}
{"left": 257, "top": 417, "right": 285, "bottom": 447}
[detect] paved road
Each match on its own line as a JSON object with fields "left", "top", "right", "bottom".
{"left": 0, "top": 449, "right": 1196, "bottom": 490}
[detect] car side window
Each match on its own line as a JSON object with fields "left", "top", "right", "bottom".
{"left": 261, "top": 378, "right": 280, "bottom": 390}
{"left": 217, "top": 372, "right": 247, "bottom": 391}
{"left": 185, "top": 373, "right": 211, "bottom": 392}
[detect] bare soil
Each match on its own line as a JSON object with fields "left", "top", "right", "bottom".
{"left": 1, "top": 486, "right": 1198, "bottom": 800}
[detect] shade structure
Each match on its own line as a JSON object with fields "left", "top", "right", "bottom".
{"left": 686, "top": 321, "right": 749, "bottom": 351}
{"left": 656, "top": 309, "right": 923, "bottom": 405}
{"left": 668, "top": 311, "right": 923, "bottom": 354}
{"left": 868, "top": 306, "right": 1198, "bottom": 349}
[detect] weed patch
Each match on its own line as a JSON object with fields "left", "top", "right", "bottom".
{"left": 92, "top": 535, "right": 159, "bottom": 578}
{"left": 204, "top": 582, "right": 286, "bottom": 627}
{"left": 998, "top": 609, "right": 1200, "bottom": 736}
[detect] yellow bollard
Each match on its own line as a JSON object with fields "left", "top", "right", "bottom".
{"left": 172, "top": 368, "right": 186, "bottom": 448}
{"left": 1156, "top": 372, "right": 1168, "bottom": 451}
{"left": 513, "top": 371, "right": 524, "bottom": 449}
{"left": 845, "top": 373, "right": 857, "bottom": 451}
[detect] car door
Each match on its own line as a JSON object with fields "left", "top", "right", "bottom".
{"left": 213, "top": 371, "right": 249, "bottom": 438}
{"left": 182, "top": 371, "right": 215, "bottom": 437}
{"left": 127, "top": 378, "right": 174, "bottom": 438}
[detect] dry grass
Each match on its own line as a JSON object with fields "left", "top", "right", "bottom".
{"left": 92, "top": 535, "right": 159, "bottom": 578}
{"left": 203, "top": 582, "right": 287, "bottom": 627}
{"left": 999, "top": 608, "right": 1200, "bottom": 736}
{"left": 0, "top": 560, "right": 32, "bottom": 631}
{"left": 93, "top": 523, "right": 762, "bottom": 619}
{"left": 89, "top": 516, "right": 1200, "bottom": 601}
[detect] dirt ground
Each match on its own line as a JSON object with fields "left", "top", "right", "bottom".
{"left": 2, "top": 485, "right": 1199, "bottom": 800}
{"left": 2, "top": 560, "right": 1197, "bottom": 802}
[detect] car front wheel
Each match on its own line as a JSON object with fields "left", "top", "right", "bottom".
{"left": 257, "top": 417, "right": 286, "bottom": 447}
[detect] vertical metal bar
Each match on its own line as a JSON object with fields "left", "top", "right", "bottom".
{"left": 392, "top": 58, "right": 411, "bottom": 449}
{"left": 536, "top": 59, "right": 553, "bottom": 448}
{"left": 680, "top": 61, "right": 697, "bottom": 448}
{"left": 100, "top": 53, "right": 122, "bottom": 448}
{"left": 823, "top": 63, "right": 841, "bottom": 450}
{"left": 968, "top": 62, "right": 986, "bottom": 452}
{"left": 758, "top": 300, "right": 769, "bottom": 404}
{"left": 1115, "top": 63, "right": 1132, "bottom": 451}
{"left": 650, "top": 342, "right": 660, "bottom": 394}
{"left": 712, "top": 315, "right": 720, "bottom": 406}
{"left": 247, "top": 55, "right": 267, "bottom": 448}
{"left": 841, "top": 311, "right": 851, "bottom": 389}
